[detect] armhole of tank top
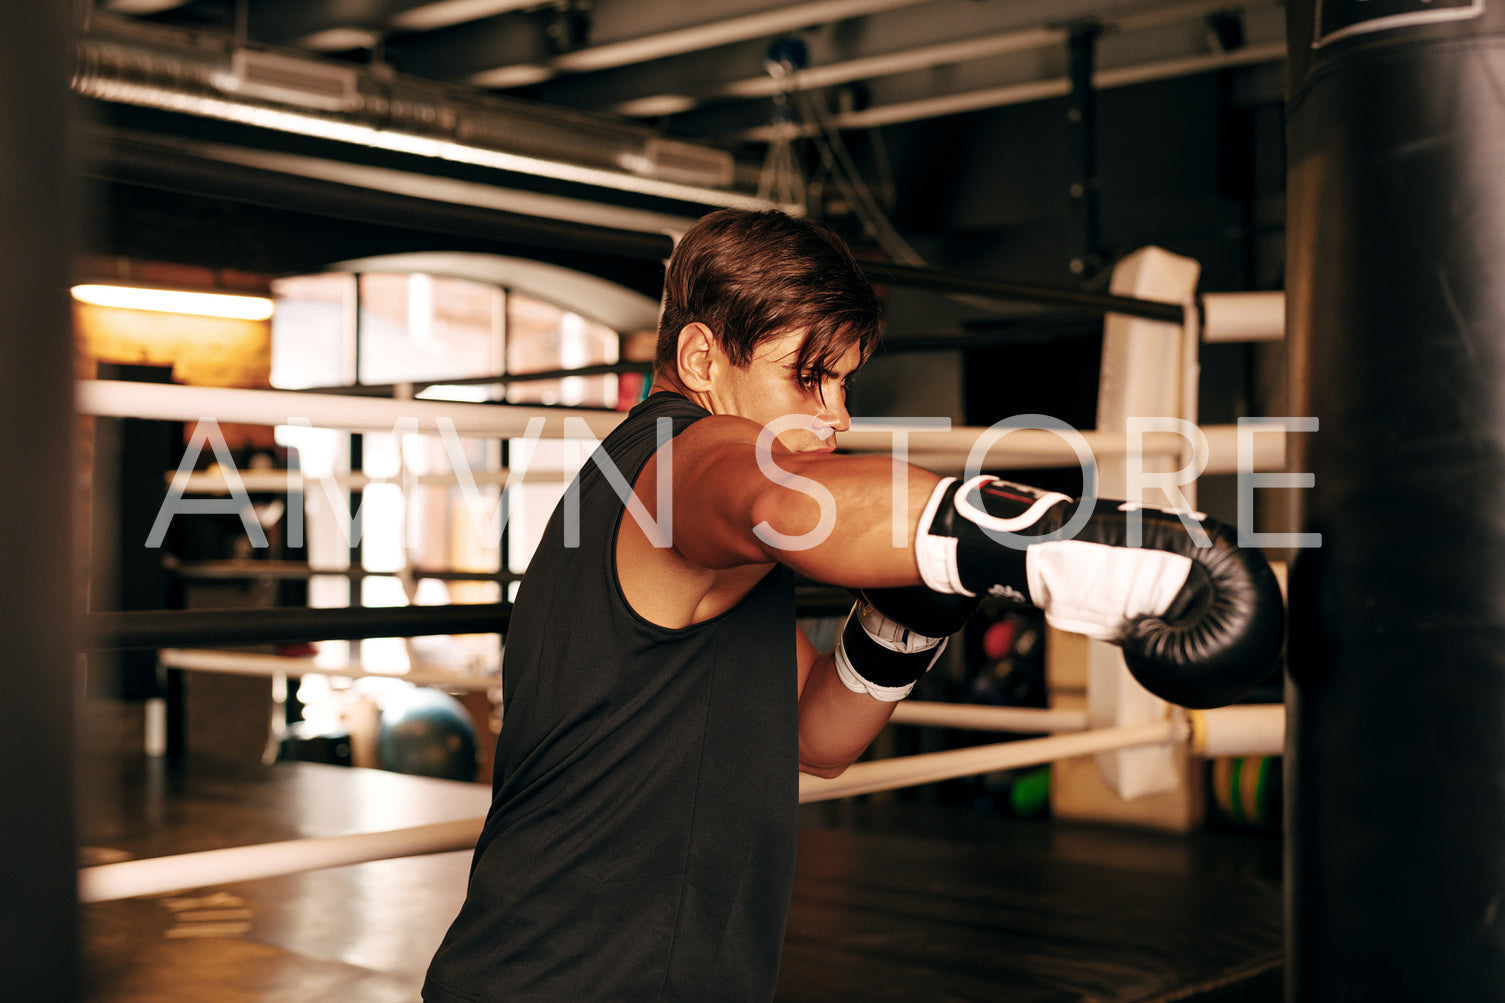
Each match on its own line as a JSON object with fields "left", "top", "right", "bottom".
{"left": 606, "top": 405, "right": 778, "bottom": 638}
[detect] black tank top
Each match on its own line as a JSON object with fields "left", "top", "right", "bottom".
{"left": 424, "top": 392, "right": 797, "bottom": 1002}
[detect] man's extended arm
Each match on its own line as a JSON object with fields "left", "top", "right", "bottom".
{"left": 651, "top": 411, "right": 1283, "bottom": 777}
{"left": 666, "top": 415, "right": 939, "bottom": 586}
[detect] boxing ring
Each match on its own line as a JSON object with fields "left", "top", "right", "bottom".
{"left": 12, "top": 0, "right": 1490, "bottom": 993}
{"left": 0, "top": 0, "right": 1489, "bottom": 990}
{"left": 74, "top": 250, "right": 1290, "bottom": 918}
{"left": 42, "top": 153, "right": 1304, "bottom": 1001}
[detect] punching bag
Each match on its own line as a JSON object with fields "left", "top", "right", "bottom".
{"left": 1286, "top": 0, "right": 1505, "bottom": 999}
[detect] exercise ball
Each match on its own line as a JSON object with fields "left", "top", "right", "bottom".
{"left": 377, "top": 688, "right": 478, "bottom": 782}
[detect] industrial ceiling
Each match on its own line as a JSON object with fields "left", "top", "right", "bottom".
{"left": 76, "top": 0, "right": 1288, "bottom": 285}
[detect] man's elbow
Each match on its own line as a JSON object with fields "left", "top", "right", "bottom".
{"left": 799, "top": 757, "right": 855, "bottom": 780}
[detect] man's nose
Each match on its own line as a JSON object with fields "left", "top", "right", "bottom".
{"left": 820, "top": 394, "right": 850, "bottom": 434}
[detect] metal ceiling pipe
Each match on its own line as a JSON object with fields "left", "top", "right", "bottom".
{"left": 72, "top": 12, "right": 767, "bottom": 203}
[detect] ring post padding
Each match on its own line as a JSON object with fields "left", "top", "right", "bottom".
{"left": 1067, "top": 246, "right": 1203, "bottom": 817}
{"left": 1188, "top": 705, "right": 1285, "bottom": 759}
{"left": 1201, "top": 292, "right": 1286, "bottom": 343}
{"left": 1285, "top": 0, "right": 1505, "bottom": 996}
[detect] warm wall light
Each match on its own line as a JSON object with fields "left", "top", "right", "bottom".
{"left": 71, "top": 284, "right": 276, "bottom": 321}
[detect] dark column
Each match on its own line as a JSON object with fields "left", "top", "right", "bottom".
{"left": 1065, "top": 25, "right": 1103, "bottom": 279}
{"left": 1285, "top": 0, "right": 1505, "bottom": 999}
{"left": 0, "top": 3, "right": 78, "bottom": 999}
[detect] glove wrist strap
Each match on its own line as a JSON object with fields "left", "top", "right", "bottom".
{"left": 832, "top": 602, "right": 948, "bottom": 702}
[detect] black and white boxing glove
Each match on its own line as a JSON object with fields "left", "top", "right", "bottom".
{"left": 914, "top": 475, "right": 1284, "bottom": 708}
{"left": 833, "top": 586, "right": 981, "bottom": 701}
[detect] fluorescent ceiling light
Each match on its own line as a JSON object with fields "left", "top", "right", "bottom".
{"left": 72, "top": 284, "right": 276, "bottom": 321}
{"left": 77, "top": 80, "right": 780, "bottom": 210}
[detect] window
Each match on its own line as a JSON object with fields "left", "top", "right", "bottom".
{"left": 357, "top": 274, "right": 504, "bottom": 386}
{"left": 269, "top": 273, "right": 355, "bottom": 389}
{"left": 267, "top": 266, "right": 624, "bottom": 684}
{"left": 505, "top": 293, "right": 619, "bottom": 407}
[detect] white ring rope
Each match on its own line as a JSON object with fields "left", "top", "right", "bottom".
{"left": 77, "top": 379, "right": 622, "bottom": 438}
{"left": 154, "top": 651, "right": 1094, "bottom": 725}
{"left": 157, "top": 648, "right": 500, "bottom": 692}
{"left": 79, "top": 717, "right": 1196, "bottom": 902}
{"left": 797, "top": 718, "right": 1181, "bottom": 803}
{"left": 167, "top": 468, "right": 564, "bottom": 492}
{"left": 76, "top": 379, "right": 1286, "bottom": 474}
{"left": 888, "top": 702, "right": 1089, "bottom": 733}
{"left": 78, "top": 818, "right": 484, "bottom": 904}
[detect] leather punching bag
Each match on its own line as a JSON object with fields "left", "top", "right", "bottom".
{"left": 1286, "top": 0, "right": 1505, "bottom": 998}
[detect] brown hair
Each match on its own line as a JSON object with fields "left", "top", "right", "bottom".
{"left": 654, "top": 209, "right": 880, "bottom": 396}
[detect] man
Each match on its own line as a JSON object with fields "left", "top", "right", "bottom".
{"left": 423, "top": 209, "right": 1281, "bottom": 1001}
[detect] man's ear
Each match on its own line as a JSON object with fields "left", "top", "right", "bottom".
{"left": 675, "top": 323, "right": 716, "bottom": 392}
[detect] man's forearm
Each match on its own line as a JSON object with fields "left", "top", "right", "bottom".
{"left": 796, "top": 652, "right": 898, "bottom": 779}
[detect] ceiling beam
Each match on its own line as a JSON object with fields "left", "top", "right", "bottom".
{"left": 727, "top": 39, "right": 1287, "bottom": 139}
{"left": 525, "top": 0, "right": 1079, "bottom": 118}
{"left": 527, "top": 0, "right": 1282, "bottom": 120}
{"left": 245, "top": 0, "right": 539, "bottom": 49}
{"left": 98, "top": 0, "right": 196, "bottom": 13}
{"left": 388, "top": 0, "right": 933, "bottom": 88}
{"left": 619, "top": 2, "right": 1284, "bottom": 139}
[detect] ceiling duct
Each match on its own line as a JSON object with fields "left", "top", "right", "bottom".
{"left": 73, "top": 13, "right": 771, "bottom": 209}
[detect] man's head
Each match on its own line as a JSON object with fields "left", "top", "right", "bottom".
{"left": 654, "top": 209, "right": 881, "bottom": 449}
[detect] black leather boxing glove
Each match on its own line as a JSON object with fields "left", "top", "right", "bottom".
{"left": 861, "top": 584, "right": 983, "bottom": 640}
{"left": 914, "top": 475, "right": 1284, "bottom": 709}
{"left": 832, "top": 586, "right": 981, "bottom": 701}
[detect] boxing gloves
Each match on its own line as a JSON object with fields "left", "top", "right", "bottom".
{"left": 833, "top": 586, "right": 981, "bottom": 702}
{"left": 915, "top": 475, "right": 1284, "bottom": 709}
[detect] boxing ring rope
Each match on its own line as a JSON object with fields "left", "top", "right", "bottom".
{"left": 888, "top": 702, "right": 1089, "bottom": 733}
{"left": 78, "top": 818, "right": 486, "bottom": 904}
{"left": 78, "top": 718, "right": 1183, "bottom": 903}
{"left": 797, "top": 719, "right": 1182, "bottom": 803}
{"left": 168, "top": 468, "right": 566, "bottom": 492}
{"left": 862, "top": 263, "right": 1284, "bottom": 342}
{"left": 76, "top": 379, "right": 623, "bottom": 438}
{"left": 159, "top": 645, "right": 1094, "bottom": 733}
{"left": 863, "top": 262, "right": 1185, "bottom": 321}
{"left": 76, "top": 379, "right": 1288, "bottom": 475}
{"left": 85, "top": 603, "right": 511, "bottom": 650}
{"left": 163, "top": 557, "right": 521, "bottom": 585}
{"left": 157, "top": 647, "right": 500, "bottom": 693}
{"left": 158, "top": 644, "right": 1099, "bottom": 738}
{"left": 89, "top": 592, "right": 851, "bottom": 649}
{"left": 76, "top": 705, "right": 1283, "bottom": 903}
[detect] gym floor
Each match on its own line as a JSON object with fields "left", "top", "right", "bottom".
{"left": 80, "top": 749, "right": 1283, "bottom": 1002}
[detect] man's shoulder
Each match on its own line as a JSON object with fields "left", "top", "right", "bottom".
{"left": 617, "top": 394, "right": 760, "bottom": 456}
{"left": 631, "top": 390, "right": 708, "bottom": 422}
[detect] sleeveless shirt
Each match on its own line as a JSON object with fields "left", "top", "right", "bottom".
{"left": 424, "top": 392, "right": 798, "bottom": 1002}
